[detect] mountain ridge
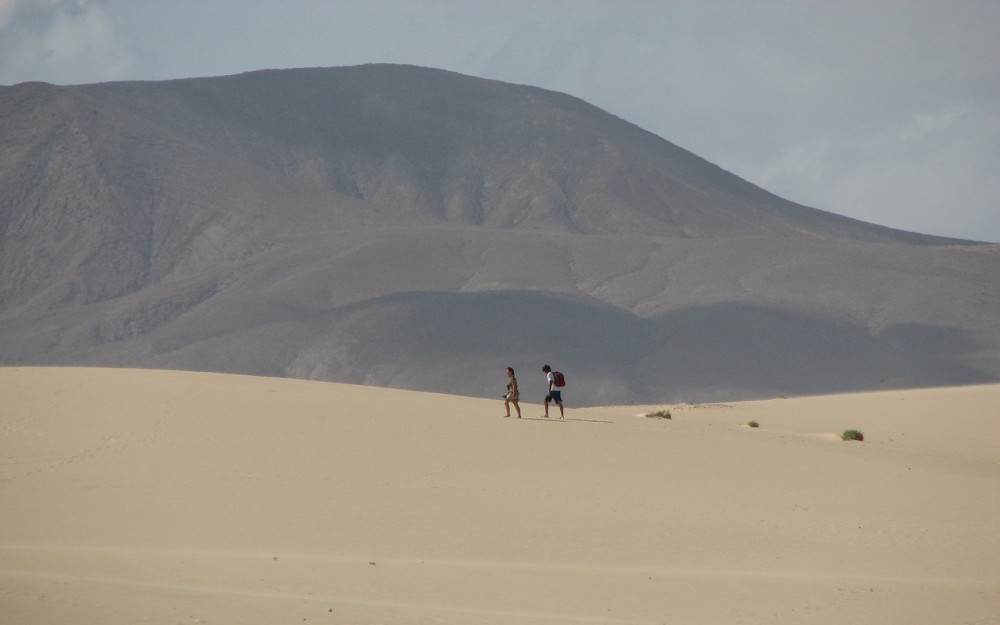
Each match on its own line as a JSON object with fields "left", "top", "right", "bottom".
{"left": 1, "top": 64, "right": 996, "bottom": 404}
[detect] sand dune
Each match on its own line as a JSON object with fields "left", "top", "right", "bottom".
{"left": 2, "top": 367, "right": 997, "bottom": 624}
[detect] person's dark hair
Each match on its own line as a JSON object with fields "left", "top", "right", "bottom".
{"left": 506, "top": 367, "right": 515, "bottom": 374}
{"left": 542, "top": 365, "right": 551, "bottom": 372}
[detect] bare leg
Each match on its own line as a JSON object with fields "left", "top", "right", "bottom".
{"left": 512, "top": 400, "right": 521, "bottom": 418}
{"left": 557, "top": 400, "right": 564, "bottom": 419}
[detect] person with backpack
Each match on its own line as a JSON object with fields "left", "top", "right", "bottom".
{"left": 542, "top": 364, "right": 565, "bottom": 419}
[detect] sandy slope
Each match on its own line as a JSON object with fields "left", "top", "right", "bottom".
{"left": 1, "top": 367, "right": 997, "bottom": 624}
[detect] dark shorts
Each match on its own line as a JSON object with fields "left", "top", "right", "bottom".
{"left": 545, "top": 390, "right": 563, "bottom": 403}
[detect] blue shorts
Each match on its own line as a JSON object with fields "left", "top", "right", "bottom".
{"left": 545, "top": 390, "right": 563, "bottom": 403}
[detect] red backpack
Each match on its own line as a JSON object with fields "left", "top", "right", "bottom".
{"left": 552, "top": 371, "right": 566, "bottom": 387}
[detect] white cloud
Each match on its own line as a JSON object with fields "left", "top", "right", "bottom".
{"left": 0, "top": 0, "right": 134, "bottom": 85}
{"left": 743, "top": 103, "right": 999, "bottom": 240}
{"left": 0, "top": 0, "right": 20, "bottom": 27}
{"left": 826, "top": 108, "right": 1000, "bottom": 240}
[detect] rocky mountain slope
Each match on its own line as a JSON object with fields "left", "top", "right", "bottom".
{"left": 2, "top": 64, "right": 997, "bottom": 404}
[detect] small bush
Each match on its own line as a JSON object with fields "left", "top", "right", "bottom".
{"left": 841, "top": 429, "right": 864, "bottom": 441}
{"left": 645, "top": 409, "right": 672, "bottom": 419}
{"left": 747, "top": 420, "right": 759, "bottom": 428}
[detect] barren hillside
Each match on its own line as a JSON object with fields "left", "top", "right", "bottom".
{"left": 1, "top": 64, "right": 997, "bottom": 404}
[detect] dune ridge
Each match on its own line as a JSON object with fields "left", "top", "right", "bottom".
{"left": 2, "top": 367, "right": 997, "bottom": 624}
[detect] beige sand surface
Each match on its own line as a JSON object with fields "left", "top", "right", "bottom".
{"left": 2, "top": 367, "right": 997, "bottom": 624}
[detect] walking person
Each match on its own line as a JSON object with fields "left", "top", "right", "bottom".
{"left": 503, "top": 367, "right": 521, "bottom": 418}
{"left": 542, "top": 364, "right": 564, "bottom": 419}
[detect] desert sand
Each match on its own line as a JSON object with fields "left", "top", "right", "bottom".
{"left": 1, "top": 367, "right": 997, "bottom": 624}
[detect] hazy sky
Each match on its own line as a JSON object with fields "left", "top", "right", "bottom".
{"left": 2, "top": 0, "right": 997, "bottom": 242}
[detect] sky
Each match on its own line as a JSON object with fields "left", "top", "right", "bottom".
{"left": 1, "top": 1, "right": 997, "bottom": 242}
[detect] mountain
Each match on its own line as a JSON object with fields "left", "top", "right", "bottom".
{"left": 1, "top": 64, "right": 997, "bottom": 405}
